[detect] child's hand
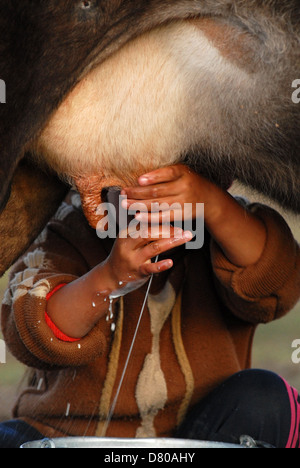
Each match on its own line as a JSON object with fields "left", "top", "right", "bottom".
{"left": 121, "top": 164, "right": 267, "bottom": 268}
{"left": 46, "top": 223, "right": 192, "bottom": 339}
{"left": 121, "top": 164, "right": 208, "bottom": 224}
{"left": 105, "top": 224, "right": 193, "bottom": 289}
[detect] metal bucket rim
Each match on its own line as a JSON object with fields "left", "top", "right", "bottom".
{"left": 20, "top": 436, "right": 245, "bottom": 449}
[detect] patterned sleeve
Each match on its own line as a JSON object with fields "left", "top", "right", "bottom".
{"left": 1, "top": 197, "right": 109, "bottom": 369}
{"left": 211, "top": 204, "right": 300, "bottom": 324}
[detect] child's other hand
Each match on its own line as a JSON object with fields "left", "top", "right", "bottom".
{"left": 121, "top": 164, "right": 208, "bottom": 223}
{"left": 120, "top": 163, "right": 267, "bottom": 268}
{"left": 105, "top": 224, "right": 193, "bottom": 287}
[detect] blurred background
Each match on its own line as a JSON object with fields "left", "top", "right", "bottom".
{"left": 0, "top": 184, "right": 299, "bottom": 423}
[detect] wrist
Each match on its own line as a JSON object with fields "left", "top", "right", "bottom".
{"left": 96, "top": 259, "right": 121, "bottom": 295}
{"left": 46, "top": 264, "right": 119, "bottom": 339}
{"left": 205, "top": 193, "right": 267, "bottom": 267}
{"left": 200, "top": 180, "right": 227, "bottom": 228}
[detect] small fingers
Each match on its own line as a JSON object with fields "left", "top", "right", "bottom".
{"left": 121, "top": 198, "right": 177, "bottom": 212}
{"left": 135, "top": 209, "right": 185, "bottom": 224}
{"left": 139, "top": 259, "right": 173, "bottom": 276}
{"left": 141, "top": 230, "right": 193, "bottom": 260}
{"left": 129, "top": 225, "right": 187, "bottom": 243}
{"left": 137, "top": 166, "right": 182, "bottom": 186}
{"left": 121, "top": 180, "right": 180, "bottom": 201}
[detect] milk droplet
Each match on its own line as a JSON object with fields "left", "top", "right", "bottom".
{"left": 107, "top": 297, "right": 114, "bottom": 321}
{"left": 78, "top": 344, "right": 81, "bottom": 349}
{"left": 92, "top": 302, "right": 96, "bottom": 308}
{"left": 119, "top": 281, "right": 124, "bottom": 286}
{"left": 111, "top": 323, "right": 116, "bottom": 332}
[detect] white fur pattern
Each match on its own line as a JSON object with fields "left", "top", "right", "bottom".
{"left": 34, "top": 20, "right": 250, "bottom": 184}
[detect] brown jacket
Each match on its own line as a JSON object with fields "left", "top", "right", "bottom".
{"left": 1, "top": 194, "right": 300, "bottom": 439}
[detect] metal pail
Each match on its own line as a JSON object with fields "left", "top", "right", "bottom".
{"left": 21, "top": 436, "right": 250, "bottom": 448}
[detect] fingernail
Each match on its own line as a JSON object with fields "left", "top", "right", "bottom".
{"left": 158, "top": 260, "right": 173, "bottom": 271}
{"left": 139, "top": 176, "right": 149, "bottom": 184}
{"left": 165, "top": 260, "right": 173, "bottom": 269}
{"left": 183, "top": 231, "right": 193, "bottom": 240}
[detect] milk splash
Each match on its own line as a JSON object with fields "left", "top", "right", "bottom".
{"left": 96, "top": 277, "right": 150, "bottom": 330}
